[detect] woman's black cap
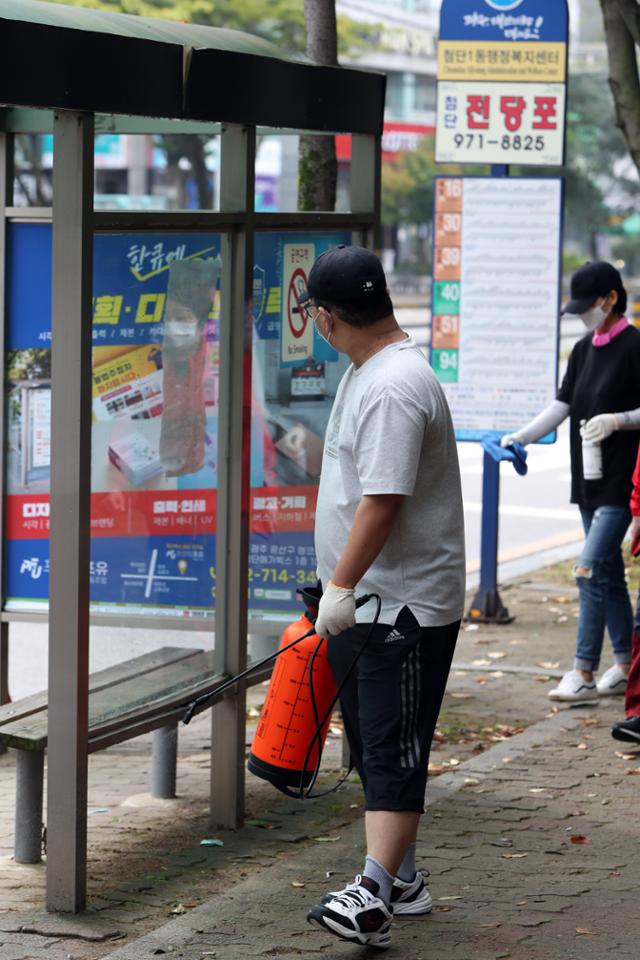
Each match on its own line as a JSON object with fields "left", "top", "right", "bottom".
{"left": 561, "top": 261, "right": 625, "bottom": 315}
{"left": 299, "top": 245, "right": 387, "bottom": 304}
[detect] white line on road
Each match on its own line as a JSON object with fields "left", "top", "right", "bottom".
{"left": 464, "top": 502, "right": 579, "bottom": 521}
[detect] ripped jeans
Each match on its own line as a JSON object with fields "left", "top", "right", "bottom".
{"left": 575, "top": 505, "right": 633, "bottom": 672}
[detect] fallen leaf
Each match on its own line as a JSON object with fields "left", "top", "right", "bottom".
{"left": 437, "top": 906, "right": 453, "bottom": 912}
{"left": 472, "top": 658, "right": 491, "bottom": 666}
{"left": 533, "top": 675, "right": 552, "bottom": 682}
{"left": 291, "top": 882, "right": 306, "bottom": 888}
{"left": 476, "top": 676, "right": 488, "bottom": 685}
{"left": 552, "top": 595, "right": 572, "bottom": 604}
{"left": 450, "top": 693, "right": 472, "bottom": 700}
{"left": 626, "top": 768, "right": 640, "bottom": 776}
{"left": 438, "top": 895, "right": 463, "bottom": 901}
{"left": 615, "top": 752, "right": 637, "bottom": 761}
{"left": 556, "top": 615, "right": 568, "bottom": 623}
{"left": 311, "top": 836, "right": 341, "bottom": 843}
{"left": 488, "top": 652, "right": 506, "bottom": 660}
{"left": 570, "top": 836, "right": 592, "bottom": 845}
{"left": 490, "top": 671, "right": 505, "bottom": 678}
{"left": 581, "top": 718, "right": 599, "bottom": 727}
{"left": 200, "top": 838, "right": 224, "bottom": 846}
{"left": 480, "top": 922, "right": 502, "bottom": 928}
{"left": 529, "top": 788, "right": 546, "bottom": 794}
{"left": 502, "top": 853, "right": 528, "bottom": 859}
{"left": 576, "top": 928, "right": 594, "bottom": 935}
{"left": 576, "top": 743, "right": 588, "bottom": 750}
{"left": 448, "top": 758, "right": 461, "bottom": 767}
{"left": 538, "top": 661, "right": 560, "bottom": 670}
{"left": 428, "top": 764, "right": 448, "bottom": 774}
{"left": 464, "top": 624, "right": 480, "bottom": 632}
{"left": 170, "top": 904, "right": 187, "bottom": 915}
{"left": 464, "top": 777, "right": 480, "bottom": 786}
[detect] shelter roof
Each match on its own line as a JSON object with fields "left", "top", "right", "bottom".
{"left": 0, "top": 0, "right": 385, "bottom": 133}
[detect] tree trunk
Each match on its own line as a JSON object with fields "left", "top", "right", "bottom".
{"left": 298, "top": 0, "right": 338, "bottom": 212}
{"left": 614, "top": 0, "right": 640, "bottom": 45}
{"left": 600, "top": 0, "right": 640, "bottom": 175}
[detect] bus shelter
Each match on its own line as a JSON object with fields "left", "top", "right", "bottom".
{"left": 0, "top": 0, "right": 384, "bottom": 912}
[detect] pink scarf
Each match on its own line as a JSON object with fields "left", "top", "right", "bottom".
{"left": 592, "top": 316, "right": 628, "bottom": 347}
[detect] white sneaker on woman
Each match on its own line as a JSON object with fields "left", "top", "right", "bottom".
{"left": 596, "top": 664, "right": 627, "bottom": 696}
{"left": 548, "top": 669, "right": 598, "bottom": 703}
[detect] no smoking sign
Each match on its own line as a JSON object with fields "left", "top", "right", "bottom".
{"left": 281, "top": 243, "right": 315, "bottom": 366}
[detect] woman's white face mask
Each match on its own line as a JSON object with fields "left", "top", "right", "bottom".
{"left": 580, "top": 301, "right": 609, "bottom": 332}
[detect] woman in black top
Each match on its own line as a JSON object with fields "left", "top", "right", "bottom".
{"left": 501, "top": 262, "right": 640, "bottom": 704}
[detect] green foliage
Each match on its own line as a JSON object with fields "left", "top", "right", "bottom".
{"left": 381, "top": 136, "right": 489, "bottom": 228}
{"left": 42, "top": 0, "right": 365, "bottom": 55}
{"left": 612, "top": 235, "right": 640, "bottom": 275}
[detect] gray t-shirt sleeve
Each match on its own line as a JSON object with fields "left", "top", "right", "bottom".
{"left": 353, "top": 386, "right": 426, "bottom": 496}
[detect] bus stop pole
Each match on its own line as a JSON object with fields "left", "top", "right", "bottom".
{"left": 466, "top": 164, "right": 513, "bottom": 625}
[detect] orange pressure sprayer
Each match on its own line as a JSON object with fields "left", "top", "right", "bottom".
{"left": 248, "top": 587, "right": 337, "bottom": 796}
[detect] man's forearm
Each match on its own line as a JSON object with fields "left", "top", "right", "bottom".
{"left": 332, "top": 494, "right": 405, "bottom": 589}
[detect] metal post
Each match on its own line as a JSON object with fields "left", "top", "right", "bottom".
{"left": 14, "top": 749, "right": 44, "bottom": 863}
{"left": 151, "top": 725, "right": 178, "bottom": 799}
{"left": 351, "top": 134, "right": 381, "bottom": 249}
{"left": 467, "top": 452, "right": 512, "bottom": 623}
{"left": 46, "top": 111, "right": 94, "bottom": 913}
{"left": 0, "top": 130, "right": 14, "bottom": 713}
{"left": 209, "top": 124, "right": 255, "bottom": 829}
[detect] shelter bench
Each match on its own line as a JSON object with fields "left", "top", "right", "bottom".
{"left": 0, "top": 645, "right": 226, "bottom": 865}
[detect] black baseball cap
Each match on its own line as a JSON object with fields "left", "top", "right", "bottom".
{"left": 300, "top": 245, "right": 387, "bottom": 304}
{"left": 561, "top": 261, "right": 625, "bottom": 315}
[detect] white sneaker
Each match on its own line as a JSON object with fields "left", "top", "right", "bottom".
{"left": 309, "top": 876, "right": 393, "bottom": 949}
{"left": 548, "top": 669, "right": 598, "bottom": 703}
{"left": 390, "top": 872, "right": 433, "bottom": 916}
{"left": 597, "top": 664, "right": 628, "bottom": 696}
{"left": 323, "top": 871, "right": 433, "bottom": 917}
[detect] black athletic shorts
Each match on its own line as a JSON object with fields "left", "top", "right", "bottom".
{"left": 327, "top": 606, "right": 460, "bottom": 813}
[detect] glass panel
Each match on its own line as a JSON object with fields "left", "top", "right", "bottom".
{"left": 4, "top": 224, "right": 222, "bottom": 620}
{"left": 249, "top": 231, "right": 351, "bottom": 625}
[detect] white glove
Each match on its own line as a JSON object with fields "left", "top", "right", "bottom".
{"left": 315, "top": 581, "right": 356, "bottom": 639}
{"left": 580, "top": 414, "right": 618, "bottom": 443}
{"left": 500, "top": 433, "right": 523, "bottom": 449}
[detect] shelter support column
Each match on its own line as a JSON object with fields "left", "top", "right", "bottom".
{"left": 0, "top": 131, "right": 13, "bottom": 714}
{"left": 209, "top": 124, "right": 256, "bottom": 828}
{"left": 46, "top": 111, "right": 94, "bottom": 912}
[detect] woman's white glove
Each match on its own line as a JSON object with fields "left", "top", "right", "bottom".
{"left": 315, "top": 581, "right": 356, "bottom": 639}
{"left": 581, "top": 414, "right": 618, "bottom": 443}
{"left": 500, "top": 433, "right": 523, "bottom": 449}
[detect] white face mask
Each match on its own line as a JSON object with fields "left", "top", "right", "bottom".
{"left": 580, "top": 302, "right": 608, "bottom": 332}
{"left": 314, "top": 314, "right": 332, "bottom": 347}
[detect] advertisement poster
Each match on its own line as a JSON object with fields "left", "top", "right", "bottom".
{"left": 431, "top": 176, "right": 562, "bottom": 441}
{"left": 5, "top": 225, "right": 349, "bottom": 620}
{"left": 436, "top": 0, "right": 568, "bottom": 166}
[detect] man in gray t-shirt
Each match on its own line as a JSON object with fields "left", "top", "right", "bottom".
{"left": 300, "top": 246, "right": 465, "bottom": 951}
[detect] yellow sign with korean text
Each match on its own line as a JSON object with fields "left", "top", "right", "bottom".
{"left": 438, "top": 41, "right": 566, "bottom": 83}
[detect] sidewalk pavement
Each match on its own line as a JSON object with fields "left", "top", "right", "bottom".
{"left": 1, "top": 561, "right": 639, "bottom": 959}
